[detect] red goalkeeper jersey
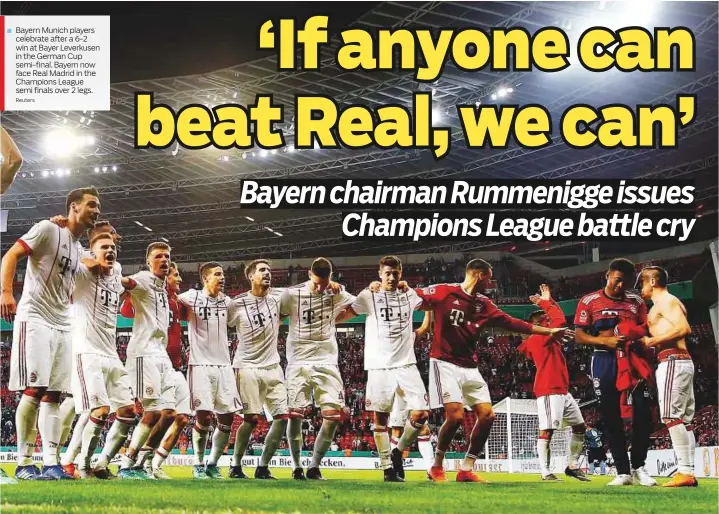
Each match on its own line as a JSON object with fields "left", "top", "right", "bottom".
{"left": 518, "top": 299, "right": 569, "bottom": 397}
{"left": 415, "top": 283, "right": 534, "bottom": 368}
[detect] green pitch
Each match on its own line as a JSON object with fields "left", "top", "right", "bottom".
{"left": 1, "top": 465, "right": 715, "bottom": 514}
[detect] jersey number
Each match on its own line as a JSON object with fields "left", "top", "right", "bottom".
{"left": 449, "top": 308, "right": 465, "bottom": 326}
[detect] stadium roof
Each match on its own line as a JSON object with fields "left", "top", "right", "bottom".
{"left": 2, "top": 1, "right": 718, "bottom": 263}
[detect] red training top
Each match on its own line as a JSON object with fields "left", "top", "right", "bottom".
{"left": 415, "top": 283, "right": 534, "bottom": 368}
{"left": 518, "top": 298, "right": 568, "bottom": 397}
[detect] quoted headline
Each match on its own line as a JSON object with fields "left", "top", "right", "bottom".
{"left": 133, "top": 16, "right": 699, "bottom": 159}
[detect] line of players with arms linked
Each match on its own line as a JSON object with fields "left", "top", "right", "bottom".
{"left": 0, "top": 187, "right": 698, "bottom": 487}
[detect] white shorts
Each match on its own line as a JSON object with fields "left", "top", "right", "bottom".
{"left": 366, "top": 364, "right": 429, "bottom": 414}
{"left": 286, "top": 364, "right": 344, "bottom": 410}
{"left": 173, "top": 371, "right": 191, "bottom": 416}
{"left": 429, "top": 358, "right": 491, "bottom": 409}
{"left": 389, "top": 394, "right": 408, "bottom": 428}
{"left": 188, "top": 365, "right": 241, "bottom": 415}
{"left": 235, "top": 364, "right": 288, "bottom": 417}
{"left": 126, "top": 355, "right": 175, "bottom": 411}
{"left": 537, "top": 394, "right": 584, "bottom": 431}
{"left": 657, "top": 359, "right": 695, "bottom": 423}
{"left": 71, "top": 353, "right": 134, "bottom": 414}
{"left": 10, "top": 321, "right": 71, "bottom": 392}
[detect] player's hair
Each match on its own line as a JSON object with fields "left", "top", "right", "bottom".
{"left": 88, "top": 220, "right": 121, "bottom": 243}
{"left": 379, "top": 255, "right": 402, "bottom": 270}
{"left": 146, "top": 242, "right": 171, "bottom": 260}
{"left": 89, "top": 232, "right": 114, "bottom": 248}
{"left": 608, "top": 258, "right": 635, "bottom": 277}
{"left": 199, "top": 261, "right": 223, "bottom": 280}
{"left": 466, "top": 258, "right": 492, "bottom": 273}
{"left": 527, "top": 310, "right": 545, "bottom": 324}
{"left": 642, "top": 266, "right": 668, "bottom": 287}
{"left": 66, "top": 186, "right": 99, "bottom": 213}
{"left": 169, "top": 262, "right": 177, "bottom": 271}
{"left": 311, "top": 257, "right": 332, "bottom": 279}
{"left": 246, "top": 259, "right": 271, "bottom": 279}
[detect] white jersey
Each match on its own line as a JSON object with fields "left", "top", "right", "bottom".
{"left": 352, "top": 288, "right": 423, "bottom": 370}
{"left": 71, "top": 262, "right": 125, "bottom": 357}
{"left": 178, "top": 289, "right": 236, "bottom": 366}
{"left": 231, "top": 287, "right": 285, "bottom": 368}
{"left": 126, "top": 270, "right": 169, "bottom": 359}
{"left": 15, "top": 220, "right": 83, "bottom": 330}
{"left": 280, "top": 282, "right": 355, "bottom": 366}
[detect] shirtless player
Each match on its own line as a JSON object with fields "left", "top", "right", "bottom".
{"left": 637, "top": 266, "right": 698, "bottom": 487}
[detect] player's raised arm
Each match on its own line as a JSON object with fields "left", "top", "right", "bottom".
{"left": 0, "top": 126, "right": 23, "bottom": 194}
{"left": 642, "top": 296, "right": 692, "bottom": 348}
{"left": 530, "top": 284, "right": 567, "bottom": 329}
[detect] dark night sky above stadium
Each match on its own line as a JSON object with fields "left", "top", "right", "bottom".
{"left": 1, "top": 1, "right": 379, "bottom": 82}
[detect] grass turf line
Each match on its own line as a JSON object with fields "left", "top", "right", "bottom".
{"left": 1, "top": 465, "right": 715, "bottom": 514}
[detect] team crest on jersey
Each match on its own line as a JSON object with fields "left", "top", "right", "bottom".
{"left": 443, "top": 391, "right": 451, "bottom": 400}
{"left": 145, "top": 386, "right": 154, "bottom": 396}
{"left": 365, "top": 399, "right": 371, "bottom": 408}
{"left": 579, "top": 310, "right": 588, "bottom": 323}
{"left": 193, "top": 398, "right": 202, "bottom": 409}
{"left": 553, "top": 420, "right": 560, "bottom": 428}
{"left": 29, "top": 372, "right": 37, "bottom": 383}
{"left": 475, "top": 303, "right": 484, "bottom": 313}
{"left": 592, "top": 378, "right": 600, "bottom": 389}
{"left": 92, "top": 394, "right": 100, "bottom": 404}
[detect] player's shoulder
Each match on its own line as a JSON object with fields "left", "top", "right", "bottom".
{"left": 232, "top": 291, "right": 249, "bottom": 303}
{"left": 579, "top": 290, "right": 603, "bottom": 306}
{"left": 624, "top": 292, "right": 644, "bottom": 305}
{"left": 422, "top": 282, "right": 458, "bottom": 296}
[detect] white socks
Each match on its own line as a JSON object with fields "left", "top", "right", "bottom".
{"left": 569, "top": 433, "right": 584, "bottom": 468}
{"left": 460, "top": 453, "right": 478, "bottom": 472}
{"left": 668, "top": 422, "right": 695, "bottom": 475}
{"left": 15, "top": 395, "right": 39, "bottom": 466}
{"left": 207, "top": 423, "right": 231, "bottom": 466}
{"left": 397, "top": 420, "right": 423, "bottom": 453}
{"left": 192, "top": 423, "right": 210, "bottom": 466}
{"left": 433, "top": 448, "right": 446, "bottom": 468}
{"left": 79, "top": 416, "right": 104, "bottom": 470}
{"left": 38, "top": 401, "right": 62, "bottom": 466}
{"left": 537, "top": 436, "right": 551, "bottom": 476}
{"left": 61, "top": 411, "right": 90, "bottom": 466}
{"left": 418, "top": 435, "right": 434, "bottom": 472}
{"left": 58, "top": 396, "right": 76, "bottom": 447}
{"left": 97, "top": 416, "right": 134, "bottom": 470}
{"left": 152, "top": 447, "right": 170, "bottom": 470}
{"left": 121, "top": 421, "right": 152, "bottom": 469}
{"left": 287, "top": 418, "right": 303, "bottom": 469}
{"left": 310, "top": 419, "right": 338, "bottom": 469}
{"left": 260, "top": 419, "right": 287, "bottom": 467}
{"left": 374, "top": 427, "right": 392, "bottom": 470}
{"left": 232, "top": 421, "right": 255, "bottom": 467}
